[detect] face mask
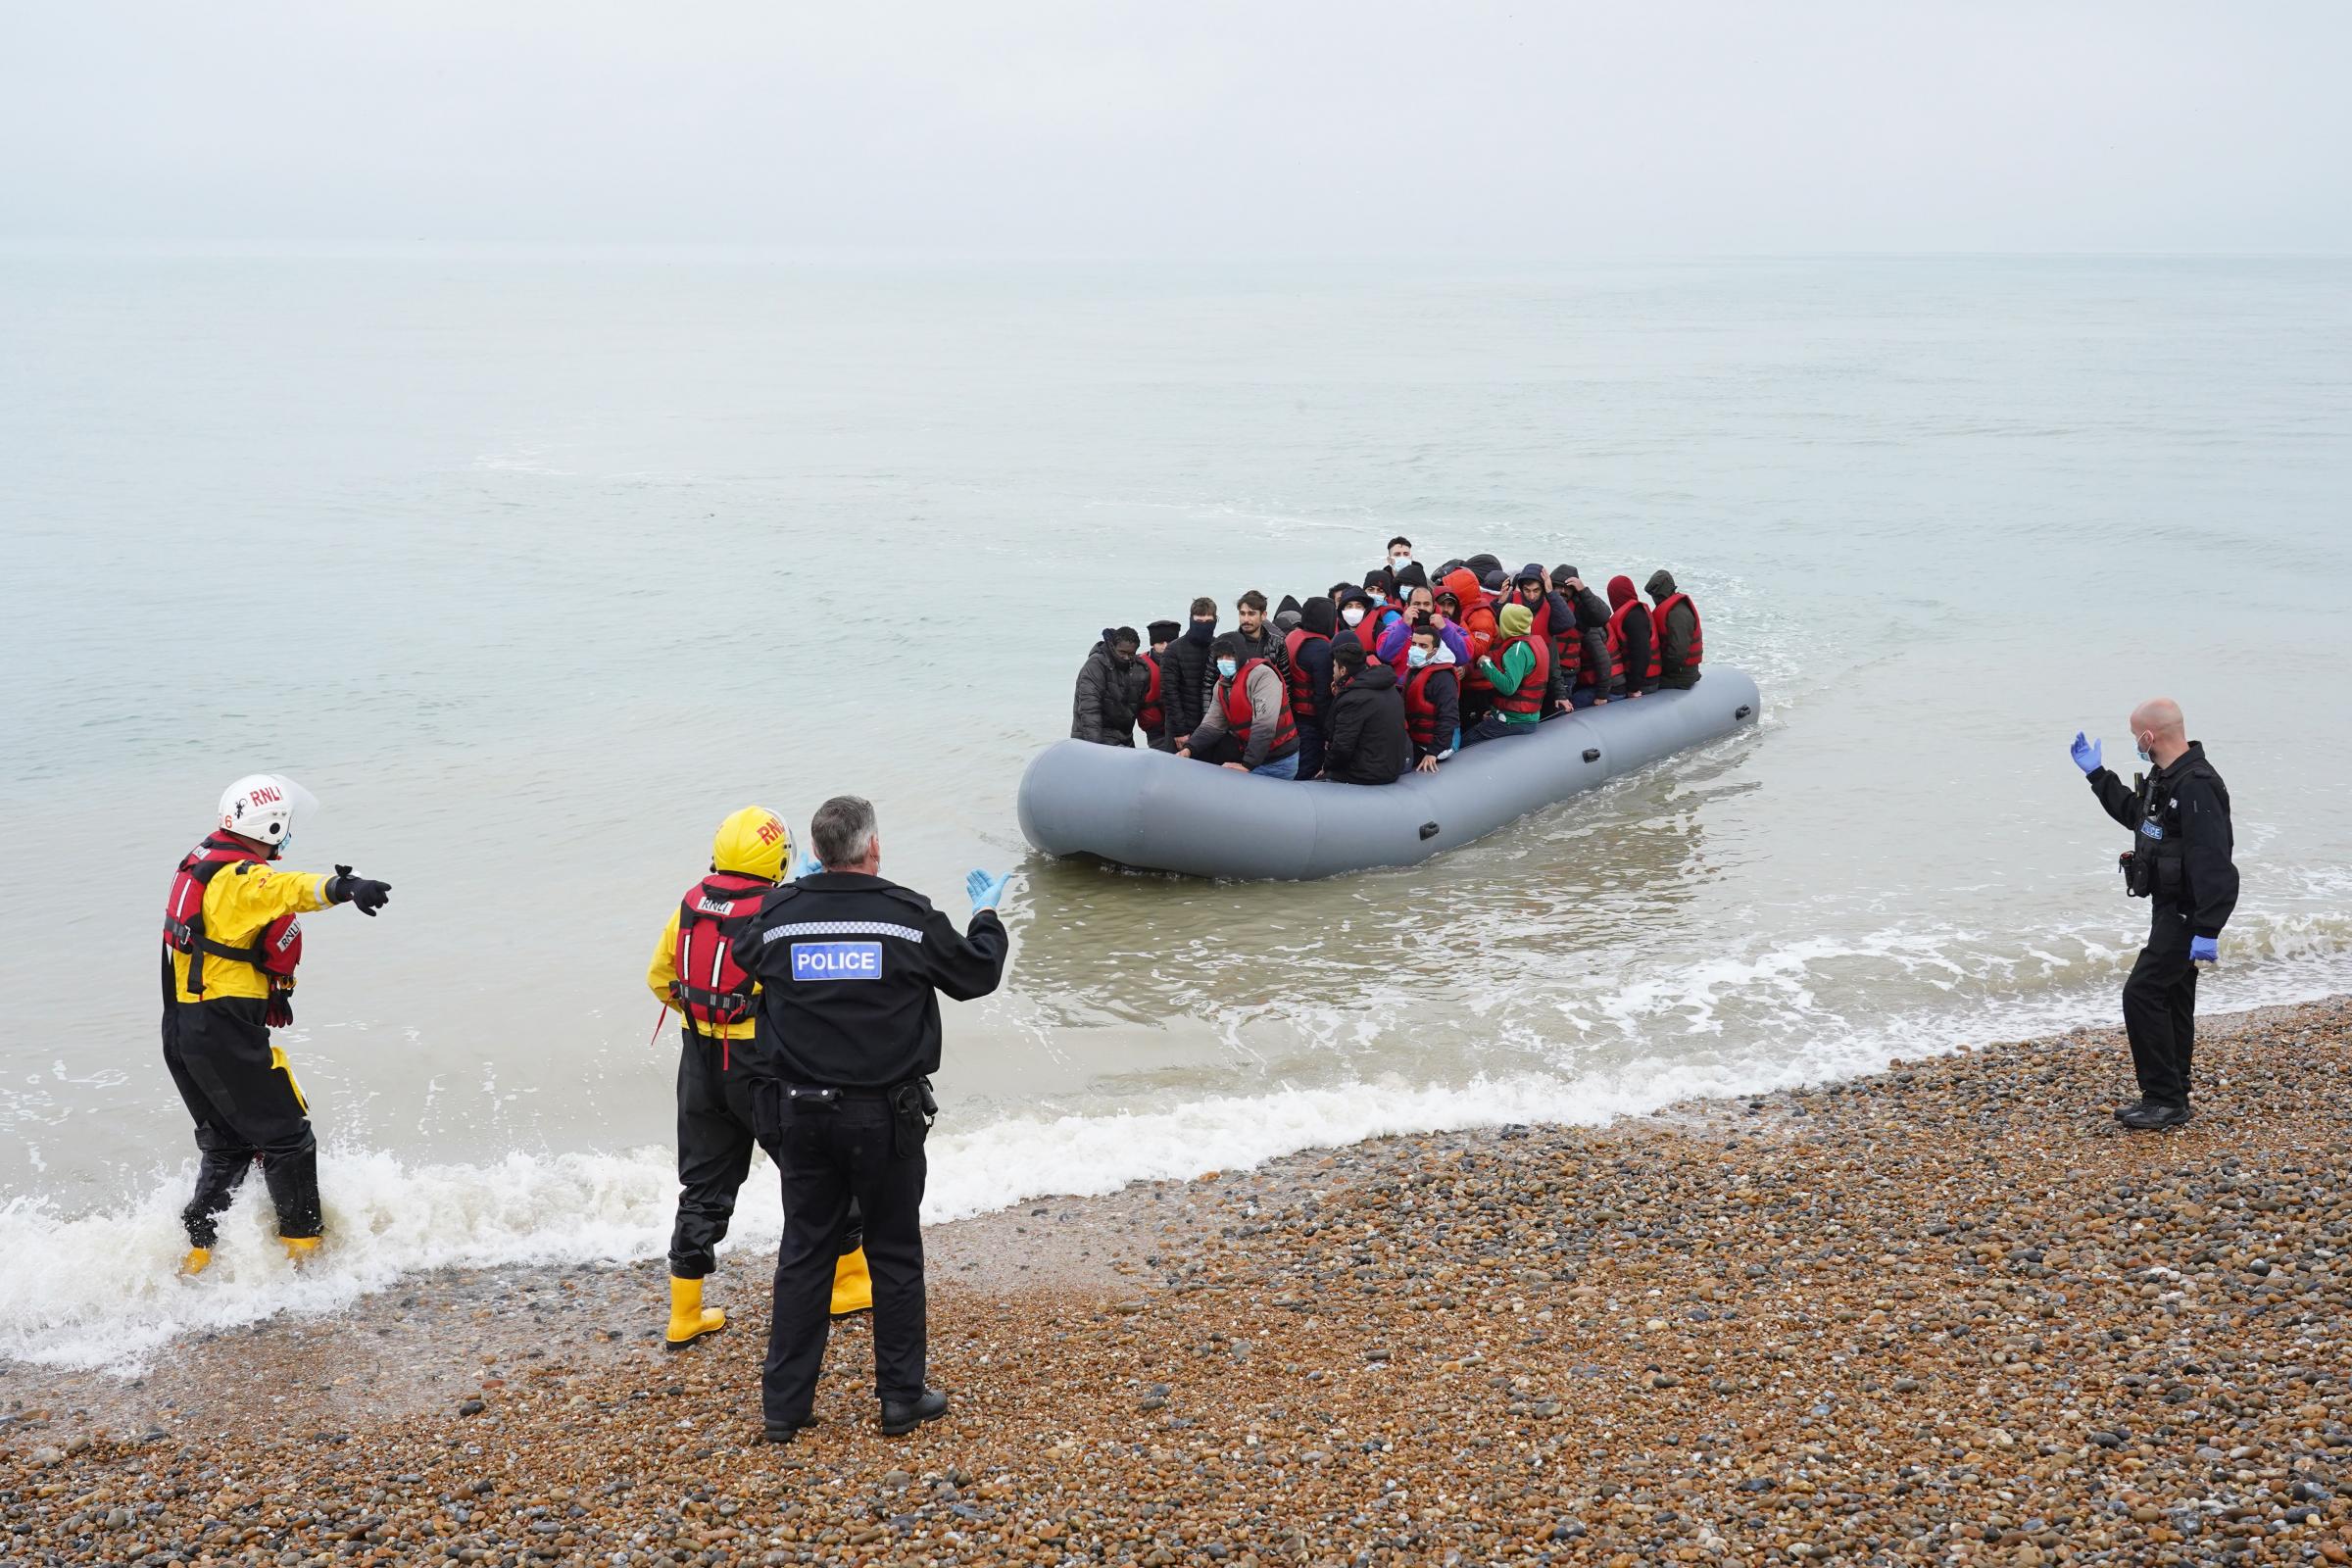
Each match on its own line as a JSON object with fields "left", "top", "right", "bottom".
{"left": 1369, "top": 590, "right": 1386, "bottom": 605}
{"left": 1407, "top": 646, "right": 1431, "bottom": 668}
{"left": 1342, "top": 607, "right": 1364, "bottom": 626}
{"left": 1216, "top": 659, "right": 1239, "bottom": 680}
{"left": 1190, "top": 619, "right": 1216, "bottom": 642}
{"left": 1392, "top": 554, "right": 1411, "bottom": 569}
{"left": 2135, "top": 739, "right": 2153, "bottom": 763}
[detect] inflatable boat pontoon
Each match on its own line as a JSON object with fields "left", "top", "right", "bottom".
{"left": 1017, "top": 668, "right": 1761, "bottom": 879}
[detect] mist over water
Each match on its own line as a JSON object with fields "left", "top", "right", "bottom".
{"left": 3, "top": 250, "right": 2348, "bottom": 1367}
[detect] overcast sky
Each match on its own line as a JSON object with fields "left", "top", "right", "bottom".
{"left": 3, "top": 1, "right": 2344, "bottom": 255}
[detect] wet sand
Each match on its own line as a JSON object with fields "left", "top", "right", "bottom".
{"left": 6, "top": 998, "right": 2351, "bottom": 1565}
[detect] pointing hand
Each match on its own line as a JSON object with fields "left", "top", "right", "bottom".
{"left": 966, "top": 868, "right": 1013, "bottom": 915}
{"left": 2070, "top": 732, "right": 2102, "bottom": 775}
{"left": 2189, "top": 935, "right": 2219, "bottom": 964}
{"left": 329, "top": 864, "right": 392, "bottom": 916}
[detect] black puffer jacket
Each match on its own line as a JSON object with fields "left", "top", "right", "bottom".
{"left": 1160, "top": 619, "right": 1217, "bottom": 741}
{"left": 1322, "top": 662, "right": 1410, "bottom": 784}
{"left": 1070, "top": 633, "right": 1149, "bottom": 745}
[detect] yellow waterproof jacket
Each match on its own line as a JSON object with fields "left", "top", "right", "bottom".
{"left": 167, "top": 861, "right": 336, "bottom": 1004}
{"left": 646, "top": 906, "right": 759, "bottom": 1042}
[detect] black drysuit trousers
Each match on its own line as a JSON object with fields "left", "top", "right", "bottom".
{"left": 670, "top": 1030, "right": 860, "bottom": 1278}
{"left": 162, "top": 995, "right": 320, "bottom": 1246}
{"left": 2122, "top": 906, "right": 2200, "bottom": 1108}
{"left": 761, "top": 1094, "right": 928, "bottom": 1427}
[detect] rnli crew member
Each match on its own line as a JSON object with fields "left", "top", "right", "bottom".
{"left": 1283, "top": 598, "right": 1338, "bottom": 780}
{"left": 2072, "top": 701, "right": 2238, "bottom": 1129}
{"left": 1176, "top": 632, "right": 1302, "bottom": 778}
{"left": 1069, "top": 626, "right": 1147, "bottom": 746}
{"left": 1401, "top": 618, "right": 1461, "bottom": 772}
{"left": 1140, "top": 620, "right": 1180, "bottom": 751}
{"left": 1162, "top": 597, "right": 1219, "bottom": 749}
{"left": 731, "top": 796, "right": 1012, "bottom": 1442}
{"left": 646, "top": 808, "right": 870, "bottom": 1349}
{"left": 163, "top": 775, "right": 390, "bottom": 1275}
{"left": 1644, "top": 569, "right": 1703, "bottom": 690}
{"left": 1462, "top": 603, "right": 1550, "bottom": 745}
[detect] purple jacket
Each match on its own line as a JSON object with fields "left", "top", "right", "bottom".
{"left": 1376, "top": 613, "right": 1470, "bottom": 670}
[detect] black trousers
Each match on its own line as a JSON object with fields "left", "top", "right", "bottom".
{"left": 162, "top": 996, "right": 320, "bottom": 1245}
{"left": 2122, "top": 907, "right": 2199, "bottom": 1107}
{"left": 761, "top": 1095, "right": 927, "bottom": 1426}
{"left": 669, "top": 1030, "right": 861, "bottom": 1278}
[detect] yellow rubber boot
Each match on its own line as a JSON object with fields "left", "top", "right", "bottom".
{"left": 282, "top": 1236, "right": 321, "bottom": 1267}
{"left": 831, "top": 1246, "right": 873, "bottom": 1317}
{"left": 666, "top": 1276, "right": 725, "bottom": 1348}
{"left": 179, "top": 1247, "right": 213, "bottom": 1278}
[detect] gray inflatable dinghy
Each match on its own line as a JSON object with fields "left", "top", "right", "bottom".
{"left": 1018, "top": 668, "right": 1761, "bottom": 879}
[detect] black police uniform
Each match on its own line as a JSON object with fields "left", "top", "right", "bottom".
{"left": 730, "top": 870, "right": 1009, "bottom": 1432}
{"left": 2086, "top": 741, "right": 2239, "bottom": 1110}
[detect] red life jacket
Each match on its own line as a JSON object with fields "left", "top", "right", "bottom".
{"left": 1652, "top": 592, "right": 1703, "bottom": 670}
{"left": 1489, "top": 633, "right": 1552, "bottom": 716}
{"left": 163, "top": 835, "right": 304, "bottom": 999}
{"left": 670, "top": 871, "right": 772, "bottom": 1062}
{"left": 1138, "top": 651, "right": 1166, "bottom": 733}
{"left": 1605, "top": 599, "right": 1661, "bottom": 683}
{"left": 1283, "top": 627, "right": 1330, "bottom": 722}
{"left": 1218, "top": 659, "right": 1298, "bottom": 761}
{"left": 1401, "top": 663, "right": 1452, "bottom": 748}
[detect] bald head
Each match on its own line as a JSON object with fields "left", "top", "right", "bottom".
{"left": 2129, "top": 697, "right": 2188, "bottom": 768}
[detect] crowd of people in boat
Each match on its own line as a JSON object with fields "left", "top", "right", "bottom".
{"left": 1069, "top": 537, "right": 1703, "bottom": 782}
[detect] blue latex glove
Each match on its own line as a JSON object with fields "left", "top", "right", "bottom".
{"left": 2070, "top": 732, "right": 2102, "bottom": 775}
{"left": 791, "top": 851, "right": 821, "bottom": 880}
{"left": 966, "top": 868, "right": 1012, "bottom": 914}
{"left": 2189, "top": 935, "right": 2219, "bottom": 964}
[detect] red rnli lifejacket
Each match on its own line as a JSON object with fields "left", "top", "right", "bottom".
{"left": 1283, "top": 627, "right": 1330, "bottom": 723}
{"left": 1402, "top": 663, "right": 1453, "bottom": 748}
{"left": 671, "top": 871, "right": 771, "bottom": 1062}
{"left": 1605, "top": 599, "right": 1661, "bottom": 684}
{"left": 163, "top": 835, "right": 302, "bottom": 999}
{"left": 1489, "top": 633, "right": 1553, "bottom": 716}
{"left": 1218, "top": 658, "right": 1299, "bottom": 761}
{"left": 1138, "top": 651, "right": 1166, "bottom": 734}
{"left": 1651, "top": 592, "right": 1703, "bottom": 671}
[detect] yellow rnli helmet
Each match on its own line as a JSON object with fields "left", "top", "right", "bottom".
{"left": 710, "top": 807, "right": 792, "bottom": 881}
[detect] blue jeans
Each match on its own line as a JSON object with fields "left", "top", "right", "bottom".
{"left": 1568, "top": 686, "right": 1601, "bottom": 710}
{"left": 1293, "top": 723, "right": 1325, "bottom": 781}
{"left": 1460, "top": 714, "right": 1536, "bottom": 747}
{"left": 1252, "top": 753, "right": 1299, "bottom": 779}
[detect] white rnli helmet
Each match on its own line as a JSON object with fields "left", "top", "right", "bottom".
{"left": 218, "top": 773, "right": 318, "bottom": 854}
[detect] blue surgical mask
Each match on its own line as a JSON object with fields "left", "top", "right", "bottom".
{"left": 2135, "top": 740, "right": 2153, "bottom": 764}
{"left": 1216, "top": 658, "right": 1239, "bottom": 680}
{"left": 1369, "top": 590, "right": 1386, "bottom": 605}
{"left": 1407, "top": 646, "right": 1431, "bottom": 668}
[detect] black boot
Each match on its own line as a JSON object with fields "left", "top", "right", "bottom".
{"left": 880, "top": 1389, "right": 948, "bottom": 1436}
{"left": 2118, "top": 1101, "right": 2192, "bottom": 1131}
{"left": 761, "top": 1415, "right": 819, "bottom": 1445}
{"left": 2112, "top": 1099, "right": 2151, "bottom": 1124}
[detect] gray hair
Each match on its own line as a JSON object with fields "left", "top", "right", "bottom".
{"left": 809, "top": 795, "right": 877, "bottom": 868}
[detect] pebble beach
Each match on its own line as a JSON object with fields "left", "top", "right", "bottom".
{"left": 6, "top": 997, "right": 2351, "bottom": 1567}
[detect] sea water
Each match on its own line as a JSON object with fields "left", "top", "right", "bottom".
{"left": 3, "top": 249, "right": 2347, "bottom": 1367}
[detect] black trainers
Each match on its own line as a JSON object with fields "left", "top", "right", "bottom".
{"left": 2117, "top": 1102, "right": 2192, "bottom": 1131}
{"left": 761, "top": 1415, "right": 818, "bottom": 1445}
{"left": 2112, "top": 1099, "right": 2151, "bottom": 1123}
{"left": 879, "top": 1388, "right": 949, "bottom": 1436}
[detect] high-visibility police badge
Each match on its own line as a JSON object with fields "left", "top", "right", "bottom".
{"left": 792, "top": 941, "right": 883, "bottom": 982}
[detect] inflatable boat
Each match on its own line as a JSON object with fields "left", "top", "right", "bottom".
{"left": 1017, "top": 668, "right": 1761, "bottom": 880}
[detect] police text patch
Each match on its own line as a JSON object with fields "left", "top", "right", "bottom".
{"left": 791, "top": 941, "right": 883, "bottom": 982}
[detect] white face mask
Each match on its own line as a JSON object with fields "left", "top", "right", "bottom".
{"left": 1216, "top": 659, "right": 1239, "bottom": 680}
{"left": 1407, "top": 645, "right": 1431, "bottom": 668}
{"left": 1342, "top": 607, "right": 1365, "bottom": 626}
{"left": 1391, "top": 553, "right": 1411, "bottom": 569}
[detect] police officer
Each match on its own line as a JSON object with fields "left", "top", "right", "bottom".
{"left": 730, "top": 795, "right": 1011, "bottom": 1442}
{"left": 2072, "top": 698, "right": 2239, "bottom": 1129}
{"left": 163, "top": 774, "right": 391, "bottom": 1273}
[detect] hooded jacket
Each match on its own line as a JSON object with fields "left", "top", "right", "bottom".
{"left": 1644, "top": 569, "right": 1701, "bottom": 689}
{"left": 1375, "top": 609, "right": 1470, "bottom": 670}
{"left": 1322, "top": 661, "right": 1411, "bottom": 784}
{"left": 1071, "top": 632, "right": 1149, "bottom": 745}
{"left": 1400, "top": 641, "right": 1461, "bottom": 763}
{"left": 1161, "top": 617, "right": 1218, "bottom": 740}
{"left": 1286, "top": 598, "right": 1339, "bottom": 728}
{"left": 1606, "top": 575, "right": 1655, "bottom": 694}
{"left": 1440, "top": 568, "right": 1499, "bottom": 684}
{"left": 1557, "top": 577, "right": 1615, "bottom": 694}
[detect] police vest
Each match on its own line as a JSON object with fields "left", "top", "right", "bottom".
{"left": 1488, "top": 634, "right": 1552, "bottom": 715}
{"left": 671, "top": 870, "right": 773, "bottom": 1054}
{"left": 1283, "top": 627, "right": 1330, "bottom": 723}
{"left": 163, "top": 835, "right": 303, "bottom": 998}
{"left": 1652, "top": 592, "right": 1703, "bottom": 671}
{"left": 1218, "top": 659, "right": 1299, "bottom": 760}
{"left": 2125, "top": 760, "right": 2228, "bottom": 903}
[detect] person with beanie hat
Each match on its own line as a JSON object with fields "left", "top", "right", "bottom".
{"left": 1070, "top": 626, "right": 1149, "bottom": 746}
{"left": 1605, "top": 575, "right": 1659, "bottom": 698}
{"left": 1462, "top": 601, "right": 1551, "bottom": 746}
{"left": 1283, "top": 598, "right": 1339, "bottom": 780}
{"left": 1554, "top": 565, "right": 1617, "bottom": 708}
{"left": 1139, "top": 620, "right": 1183, "bottom": 750}
{"left": 1643, "top": 569, "right": 1703, "bottom": 690}
{"left": 1393, "top": 560, "right": 1431, "bottom": 597}
{"left": 1273, "top": 594, "right": 1304, "bottom": 636}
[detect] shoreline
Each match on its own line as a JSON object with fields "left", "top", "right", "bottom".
{"left": 4, "top": 996, "right": 2349, "bottom": 1564}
